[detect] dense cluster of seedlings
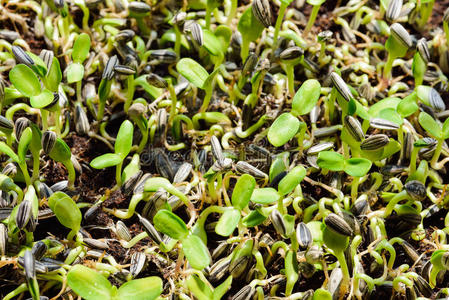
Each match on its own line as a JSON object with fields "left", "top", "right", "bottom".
{"left": 1, "top": 0, "right": 449, "bottom": 299}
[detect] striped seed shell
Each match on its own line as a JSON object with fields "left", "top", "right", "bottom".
{"left": 122, "top": 170, "right": 143, "bottom": 196}
{"left": 314, "top": 126, "right": 340, "bottom": 138}
{"left": 404, "top": 180, "right": 426, "bottom": 201}
{"left": 211, "top": 241, "right": 230, "bottom": 260}
{"left": 128, "top": 103, "right": 147, "bottom": 119}
{"left": 232, "top": 285, "right": 255, "bottom": 300}
{"left": 369, "top": 118, "right": 399, "bottom": 130}
{"left": 114, "top": 65, "right": 136, "bottom": 75}
{"left": 270, "top": 210, "right": 287, "bottom": 237}
{"left": 344, "top": 116, "right": 364, "bottom": 142}
{"left": 130, "top": 252, "right": 146, "bottom": 277}
{"left": 211, "top": 158, "right": 233, "bottom": 172}
{"left": 116, "top": 220, "right": 132, "bottom": 241}
{"left": 360, "top": 134, "right": 389, "bottom": 151}
{"left": 14, "top": 117, "right": 30, "bottom": 141}
{"left": 330, "top": 72, "right": 352, "bottom": 102}
{"left": 0, "top": 223, "right": 7, "bottom": 256}
{"left": 252, "top": 0, "right": 271, "bottom": 28}
{"left": 414, "top": 275, "right": 432, "bottom": 297}
{"left": 211, "top": 135, "right": 224, "bottom": 162}
{"left": 318, "top": 30, "right": 333, "bottom": 42}
{"left": 390, "top": 23, "right": 412, "bottom": 49}
{"left": 137, "top": 214, "right": 163, "bottom": 244}
{"left": 400, "top": 132, "right": 413, "bottom": 164}
{"left": 146, "top": 73, "right": 168, "bottom": 88}
{"left": 184, "top": 21, "right": 203, "bottom": 46}
{"left": 386, "top": 0, "right": 402, "bottom": 22}
{"left": 83, "top": 238, "right": 109, "bottom": 250}
{"left": 39, "top": 50, "right": 54, "bottom": 71}
{"left": 150, "top": 49, "right": 178, "bottom": 64}
{"left": 24, "top": 250, "right": 36, "bottom": 281}
{"left": 54, "top": 0, "right": 64, "bottom": 8}
{"left": 115, "top": 30, "right": 135, "bottom": 43}
{"left": 310, "top": 105, "right": 320, "bottom": 124}
{"left": 0, "top": 77, "right": 4, "bottom": 101}
{"left": 229, "top": 256, "right": 250, "bottom": 278}
{"left": 296, "top": 222, "right": 312, "bottom": 249}
{"left": 155, "top": 150, "right": 175, "bottom": 181}
{"left": 0, "top": 116, "right": 14, "bottom": 132}
{"left": 31, "top": 241, "right": 48, "bottom": 261}
{"left": 401, "top": 240, "right": 420, "bottom": 262}
{"left": 235, "top": 161, "right": 267, "bottom": 178}
{"left": 417, "top": 38, "right": 430, "bottom": 64}
{"left": 280, "top": 47, "right": 303, "bottom": 61}
{"left": 324, "top": 213, "right": 353, "bottom": 236}
{"left": 351, "top": 199, "right": 369, "bottom": 216}
{"left": 102, "top": 55, "right": 118, "bottom": 80}
{"left": 75, "top": 105, "right": 90, "bottom": 135}
{"left": 42, "top": 131, "right": 57, "bottom": 154}
{"left": 358, "top": 83, "right": 375, "bottom": 102}
{"left": 305, "top": 245, "right": 323, "bottom": 263}
{"left": 12, "top": 46, "right": 34, "bottom": 66}
{"left": 429, "top": 88, "right": 445, "bottom": 112}
{"left": 209, "top": 257, "right": 231, "bottom": 282}
{"left": 128, "top": 1, "right": 151, "bottom": 14}
{"left": 16, "top": 200, "right": 32, "bottom": 229}
{"left": 242, "top": 53, "right": 258, "bottom": 76}
{"left": 172, "top": 11, "right": 187, "bottom": 27}
{"left": 307, "top": 142, "right": 334, "bottom": 156}
{"left": 173, "top": 162, "right": 192, "bottom": 184}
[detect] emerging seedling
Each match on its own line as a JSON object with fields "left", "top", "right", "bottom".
{"left": 48, "top": 191, "right": 81, "bottom": 241}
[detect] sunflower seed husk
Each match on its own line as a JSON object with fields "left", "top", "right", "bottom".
{"left": 390, "top": 23, "right": 412, "bottom": 49}
{"left": 360, "top": 134, "right": 390, "bottom": 151}
{"left": 318, "top": 30, "right": 333, "bottom": 42}
{"left": 173, "top": 163, "right": 192, "bottom": 184}
{"left": 172, "top": 11, "right": 187, "bottom": 27}
{"left": 314, "top": 126, "right": 340, "bottom": 138}
{"left": 307, "top": 142, "right": 334, "bottom": 156}
{"left": 122, "top": 170, "right": 143, "bottom": 196}
{"left": 209, "top": 257, "right": 231, "bottom": 282}
{"left": 429, "top": 88, "right": 445, "bottom": 112}
{"left": 242, "top": 53, "right": 258, "bottom": 76}
{"left": 84, "top": 203, "right": 100, "bottom": 222}
{"left": 211, "top": 135, "right": 224, "bottom": 162}
{"left": 270, "top": 210, "right": 287, "bottom": 237}
{"left": 252, "top": 0, "right": 271, "bottom": 28}
{"left": 14, "top": 117, "right": 31, "bottom": 141}
{"left": 146, "top": 73, "right": 168, "bottom": 89}
{"left": 116, "top": 221, "right": 132, "bottom": 242}
{"left": 229, "top": 256, "right": 250, "bottom": 278}
{"left": 24, "top": 250, "right": 36, "bottom": 282}
{"left": 115, "top": 29, "right": 135, "bottom": 43}
{"left": 31, "top": 241, "right": 48, "bottom": 261}
{"left": 184, "top": 20, "right": 203, "bottom": 46}
{"left": 324, "top": 213, "right": 353, "bottom": 236}
{"left": 155, "top": 150, "right": 175, "bottom": 181}
{"left": 150, "top": 49, "right": 178, "bottom": 64}
{"left": 128, "top": 103, "right": 147, "bottom": 119}
{"left": 401, "top": 240, "right": 419, "bottom": 262}
{"left": 369, "top": 118, "right": 399, "bottom": 130}
{"left": 404, "top": 180, "right": 426, "bottom": 201}
{"left": 114, "top": 65, "right": 136, "bottom": 75}
{"left": 310, "top": 105, "right": 321, "bottom": 124}
{"left": 42, "top": 131, "right": 57, "bottom": 154}
{"left": 416, "top": 38, "right": 430, "bottom": 64}
{"left": 344, "top": 116, "right": 364, "bottom": 142}
{"left": 232, "top": 285, "right": 255, "bottom": 300}
{"left": 130, "top": 252, "right": 146, "bottom": 277}
{"left": 0, "top": 116, "right": 13, "bottom": 133}
{"left": 400, "top": 132, "right": 413, "bottom": 164}
{"left": 54, "top": 0, "right": 64, "bottom": 8}
{"left": 0, "top": 30, "right": 20, "bottom": 41}
{"left": 16, "top": 200, "right": 32, "bottom": 229}
{"left": 128, "top": 1, "right": 151, "bottom": 14}
{"left": 137, "top": 214, "right": 163, "bottom": 244}
{"left": 235, "top": 161, "right": 267, "bottom": 178}
{"left": 39, "top": 49, "right": 54, "bottom": 71}
{"left": 351, "top": 199, "right": 369, "bottom": 216}
{"left": 330, "top": 72, "right": 352, "bottom": 102}
{"left": 0, "top": 223, "right": 7, "bottom": 256}
{"left": 133, "top": 173, "right": 152, "bottom": 194}
{"left": 12, "top": 46, "right": 34, "bottom": 66}
{"left": 211, "top": 158, "right": 233, "bottom": 172}
{"left": 211, "top": 241, "right": 230, "bottom": 260}
{"left": 386, "top": 0, "right": 402, "bottom": 22}
{"left": 74, "top": 105, "right": 90, "bottom": 135}
{"left": 296, "top": 222, "right": 312, "bottom": 249}
{"left": 83, "top": 238, "right": 109, "bottom": 250}
{"left": 414, "top": 274, "right": 432, "bottom": 297}
{"left": 102, "top": 55, "right": 118, "bottom": 80}
{"left": 280, "top": 47, "right": 303, "bottom": 61}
